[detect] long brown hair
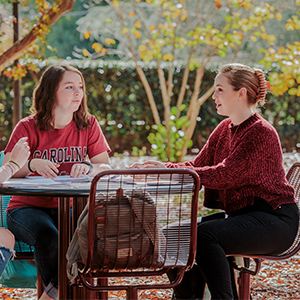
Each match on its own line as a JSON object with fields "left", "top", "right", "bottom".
{"left": 31, "top": 65, "right": 90, "bottom": 131}
{"left": 217, "top": 63, "right": 267, "bottom": 106}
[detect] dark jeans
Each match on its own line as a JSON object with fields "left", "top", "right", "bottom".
{"left": 7, "top": 207, "right": 58, "bottom": 289}
{"left": 168, "top": 199, "right": 299, "bottom": 300}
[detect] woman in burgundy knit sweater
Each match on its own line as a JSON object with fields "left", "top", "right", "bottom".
{"left": 130, "top": 63, "right": 299, "bottom": 299}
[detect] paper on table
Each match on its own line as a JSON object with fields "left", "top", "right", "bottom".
{"left": 1, "top": 175, "right": 92, "bottom": 186}
{"left": 1, "top": 177, "right": 54, "bottom": 186}
{"left": 52, "top": 175, "right": 92, "bottom": 182}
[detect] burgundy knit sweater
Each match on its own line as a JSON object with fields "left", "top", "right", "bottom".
{"left": 165, "top": 113, "right": 295, "bottom": 214}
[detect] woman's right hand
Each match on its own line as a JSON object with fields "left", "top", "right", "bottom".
{"left": 10, "top": 137, "right": 30, "bottom": 169}
{"left": 29, "top": 159, "right": 60, "bottom": 179}
{"left": 129, "top": 160, "right": 166, "bottom": 169}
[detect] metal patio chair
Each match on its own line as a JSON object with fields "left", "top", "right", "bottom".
{"left": 70, "top": 168, "right": 201, "bottom": 300}
{"left": 229, "top": 162, "right": 300, "bottom": 300}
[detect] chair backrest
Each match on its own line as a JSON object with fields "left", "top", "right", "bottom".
{"left": 75, "top": 168, "right": 200, "bottom": 290}
{"left": 277, "top": 162, "right": 300, "bottom": 257}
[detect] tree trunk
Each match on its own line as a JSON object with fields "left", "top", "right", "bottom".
{"left": 179, "top": 84, "right": 215, "bottom": 161}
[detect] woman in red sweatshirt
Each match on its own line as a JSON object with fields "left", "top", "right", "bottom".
{"left": 131, "top": 63, "right": 299, "bottom": 300}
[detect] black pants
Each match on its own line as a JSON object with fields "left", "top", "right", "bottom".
{"left": 168, "top": 199, "right": 299, "bottom": 300}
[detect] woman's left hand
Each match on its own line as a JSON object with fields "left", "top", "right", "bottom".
{"left": 70, "top": 163, "right": 91, "bottom": 178}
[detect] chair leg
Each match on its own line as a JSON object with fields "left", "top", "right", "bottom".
{"left": 98, "top": 278, "right": 108, "bottom": 300}
{"left": 126, "top": 286, "right": 138, "bottom": 300}
{"left": 36, "top": 269, "right": 44, "bottom": 298}
{"left": 238, "top": 271, "right": 251, "bottom": 300}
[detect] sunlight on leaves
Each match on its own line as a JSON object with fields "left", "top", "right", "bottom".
{"left": 105, "top": 38, "right": 116, "bottom": 45}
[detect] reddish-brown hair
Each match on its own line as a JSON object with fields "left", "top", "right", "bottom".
{"left": 217, "top": 63, "right": 267, "bottom": 106}
{"left": 31, "top": 65, "right": 90, "bottom": 131}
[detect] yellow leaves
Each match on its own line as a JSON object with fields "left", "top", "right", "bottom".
{"left": 105, "top": 38, "right": 116, "bottom": 45}
{"left": 278, "top": 46, "right": 285, "bottom": 54}
{"left": 43, "top": 0, "right": 48, "bottom": 10}
{"left": 163, "top": 53, "right": 174, "bottom": 61}
{"left": 82, "top": 49, "right": 89, "bottom": 57}
{"left": 92, "top": 43, "right": 102, "bottom": 53}
{"left": 84, "top": 31, "right": 92, "bottom": 39}
{"left": 257, "top": 32, "right": 276, "bottom": 45}
{"left": 112, "top": 0, "right": 119, "bottom": 8}
{"left": 261, "top": 41, "right": 300, "bottom": 96}
{"left": 138, "top": 45, "right": 147, "bottom": 52}
{"left": 241, "top": 0, "right": 252, "bottom": 10}
{"left": 130, "top": 27, "right": 141, "bottom": 39}
{"left": 134, "top": 31, "right": 142, "bottom": 39}
{"left": 150, "top": 25, "right": 156, "bottom": 31}
{"left": 233, "top": 30, "right": 243, "bottom": 40}
{"left": 285, "top": 15, "right": 300, "bottom": 31}
{"left": 139, "top": 50, "right": 153, "bottom": 62}
{"left": 250, "top": 35, "right": 257, "bottom": 42}
{"left": 285, "top": 23, "right": 295, "bottom": 31}
{"left": 3, "top": 64, "right": 27, "bottom": 80}
{"left": 261, "top": 32, "right": 268, "bottom": 39}
{"left": 121, "top": 27, "right": 129, "bottom": 34}
{"left": 155, "top": 39, "right": 165, "bottom": 47}
{"left": 52, "top": 6, "right": 59, "bottom": 13}
{"left": 276, "top": 12, "right": 282, "bottom": 21}
{"left": 288, "top": 86, "right": 300, "bottom": 96}
{"left": 181, "top": 15, "right": 187, "bottom": 21}
{"left": 267, "top": 34, "right": 276, "bottom": 43}
{"left": 135, "top": 21, "right": 141, "bottom": 29}
{"left": 287, "top": 78, "right": 295, "bottom": 88}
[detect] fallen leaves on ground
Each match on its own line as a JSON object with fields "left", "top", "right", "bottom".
{"left": 1, "top": 254, "right": 300, "bottom": 299}
{"left": 250, "top": 253, "right": 300, "bottom": 299}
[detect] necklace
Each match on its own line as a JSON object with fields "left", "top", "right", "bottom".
{"left": 229, "top": 124, "right": 240, "bottom": 152}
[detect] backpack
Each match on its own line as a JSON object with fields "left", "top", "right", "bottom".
{"left": 67, "top": 188, "right": 165, "bottom": 281}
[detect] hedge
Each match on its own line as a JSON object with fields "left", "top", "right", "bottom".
{"left": 0, "top": 59, "right": 299, "bottom": 154}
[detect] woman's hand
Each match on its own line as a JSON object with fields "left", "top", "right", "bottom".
{"left": 10, "top": 137, "right": 30, "bottom": 169}
{"left": 29, "top": 159, "right": 60, "bottom": 179}
{"left": 128, "top": 160, "right": 166, "bottom": 169}
{"left": 70, "top": 163, "right": 91, "bottom": 178}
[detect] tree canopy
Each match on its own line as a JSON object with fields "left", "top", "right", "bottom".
{"left": 75, "top": 0, "right": 297, "bottom": 161}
